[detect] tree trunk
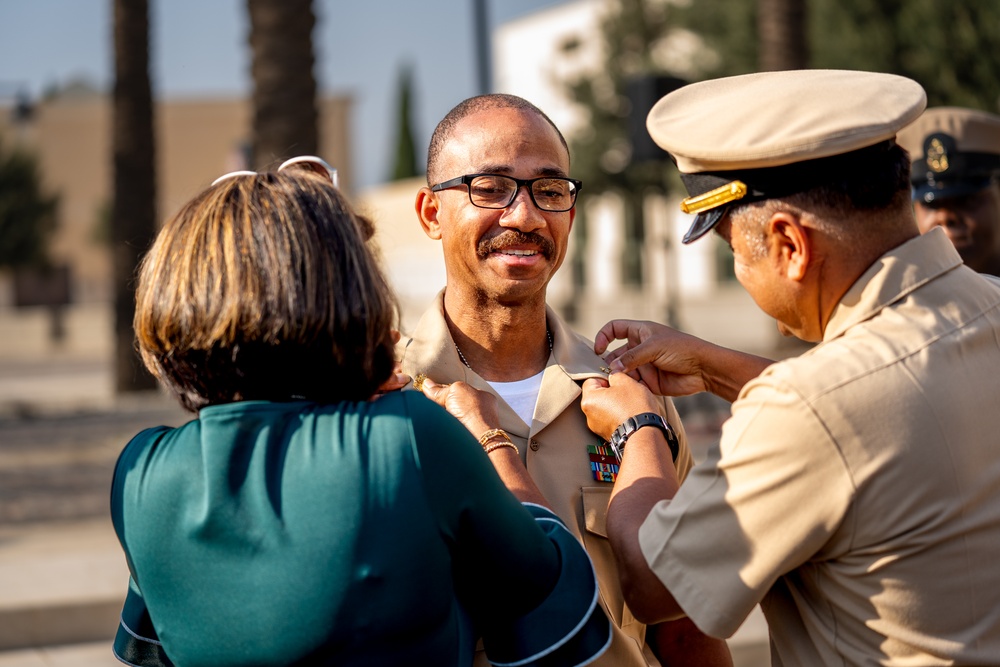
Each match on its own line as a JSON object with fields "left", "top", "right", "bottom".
{"left": 621, "top": 191, "right": 645, "bottom": 287}
{"left": 111, "top": 0, "right": 158, "bottom": 393}
{"left": 247, "top": 0, "right": 319, "bottom": 169}
{"left": 757, "top": 0, "right": 809, "bottom": 71}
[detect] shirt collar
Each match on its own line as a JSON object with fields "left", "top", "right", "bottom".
{"left": 399, "top": 289, "right": 609, "bottom": 381}
{"left": 824, "top": 228, "right": 962, "bottom": 342}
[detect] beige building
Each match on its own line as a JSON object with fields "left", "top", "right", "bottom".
{"left": 0, "top": 91, "right": 352, "bottom": 305}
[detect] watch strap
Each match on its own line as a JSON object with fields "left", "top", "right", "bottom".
{"left": 609, "top": 412, "right": 679, "bottom": 463}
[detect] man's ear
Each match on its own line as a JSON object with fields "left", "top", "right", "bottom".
{"left": 415, "top": 187, "right": 442, "bottom": 240}
{"left": 768, "top": 211, "right": 810, "bottom": 281}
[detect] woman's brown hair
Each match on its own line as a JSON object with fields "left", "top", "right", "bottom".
{"left": 134, "top": 170, "right": 397, "bottom": 412}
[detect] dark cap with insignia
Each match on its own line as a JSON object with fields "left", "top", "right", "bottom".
{"left": 896, "top": 107, "right": 1000, "bottom": 204}
{"left": 645, "top": 70, "right": 927, "bottom": 243}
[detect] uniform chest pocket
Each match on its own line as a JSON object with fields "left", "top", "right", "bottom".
{"left": 582, "top": 486, "right": 610, "bottom": 538}
{"left": 580, "top": 485, "right": 643, "bottom": 635}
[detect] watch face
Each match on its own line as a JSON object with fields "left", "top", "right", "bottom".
{"left": 611, "top": 413, "right": 679, "bottom": 463}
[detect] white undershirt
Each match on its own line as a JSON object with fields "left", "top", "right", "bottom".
{"left": 487, "top": 370, "right": 544, "bottom": 427}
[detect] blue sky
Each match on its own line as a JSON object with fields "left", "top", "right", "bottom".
{"left": 0, "top": 0, "right": 571, "bottom": 188}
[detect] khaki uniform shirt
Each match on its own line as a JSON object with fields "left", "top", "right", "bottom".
{"left": 639, "top": 229, "right": 1000, "bottom": 666}
{"left": 399, "top": 292, "right": 694, "bottom": 667}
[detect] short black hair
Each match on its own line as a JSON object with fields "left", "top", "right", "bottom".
{"left": 426, "top": 94, "right": 569, "bottom": 184}
{"left": 729, "top": 140, "right": 912, "bottom": 220}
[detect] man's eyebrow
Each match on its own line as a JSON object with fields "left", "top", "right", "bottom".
{"left": 474, "top": 164, "right": 569, "bottom": 178}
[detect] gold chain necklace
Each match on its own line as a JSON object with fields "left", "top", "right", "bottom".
{"left": 455, "top": 328, "right": 553, "bottom": 370}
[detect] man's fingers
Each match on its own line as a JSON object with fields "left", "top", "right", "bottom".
{"left": 594, "top": 319, "right": 641, "bottom": 355}
{"left": 608, "top": 345, "right": 649, "bottom": 373}
{"left": 593, "top": 324, "right": 616, "bottom": 355}
{"left": 607, "top": 369, "right": 639, "bottom": 387}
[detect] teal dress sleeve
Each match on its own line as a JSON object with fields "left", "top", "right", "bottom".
{"left": 111, "top": 427, "right": 175, "bottom": 667}
{"left": 405, "top": 392, "right": 611, "bottom": 666}
{"left": 114, "top": 578, "right": 172, "bottom": 667}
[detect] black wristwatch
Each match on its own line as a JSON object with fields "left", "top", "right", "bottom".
{"left": 609, "top": 412, "right": 679, "bottom": 463}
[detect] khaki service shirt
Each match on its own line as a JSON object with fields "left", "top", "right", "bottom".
{"left": 399, "top": 292, "right": 694, "bottom": 667}
{"left": 639, "top": 229, "right": 1000, "bottom": 666}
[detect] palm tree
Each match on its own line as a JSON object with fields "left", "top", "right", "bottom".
{"left": 247, "top": 0, "right": 319, "bottom": 169}
{"left": 757, "top": 0, "right": 809, "bottom": 71}
{"left": 111, "top": 0, "right": 158, "bottom": 392}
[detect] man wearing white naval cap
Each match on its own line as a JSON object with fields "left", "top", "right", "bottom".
{"left": 580, "top": 69, "right": 1000, "bottom": 665}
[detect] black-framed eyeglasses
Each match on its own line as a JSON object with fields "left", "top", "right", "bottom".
{"left": 431, "top": 173, "right": 583, "bottom": 212}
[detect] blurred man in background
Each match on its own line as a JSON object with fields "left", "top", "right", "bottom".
{"left": 898, "top": 106, "right": 1000, "bottom": 275}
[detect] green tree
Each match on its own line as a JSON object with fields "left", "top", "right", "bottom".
{"left": 247, "top": 0, "right": 319, "bottom": 168}
{"left": 563, "top": 0, "right": 1000, "bottom": 303}
{"left": 390, "top": 64, "right": 420, "bottom": 181}
{"left": 112, "top": 0, "right": 158, "bottom": 392}
{"left": 562, "top": 0, "right": 679, "bottom": 290}
{"left": 0, "top": 138, "right": 57, "bottom": 269}
{"left": 809, "top": 0, "right": 1000, "bottom": 110}
{"left": 662, "top": 0, "right": 1000, "bottom": 111}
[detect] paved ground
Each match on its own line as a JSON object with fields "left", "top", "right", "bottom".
{"left": 0, "top": 640, "right": 119, "bottom": 667}
{"left": 0, "top": 354, "right": 190, "bottom": 662}
{"left": 0, "top": 394, "right": 189, "bottom": 526}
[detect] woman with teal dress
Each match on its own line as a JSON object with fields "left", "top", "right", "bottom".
{"left": 111, "top": 157, "right": 609, "bottom": 667}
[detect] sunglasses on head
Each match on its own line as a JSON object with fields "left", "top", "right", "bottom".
{"left": 212, "top": 155, "right": 339, "bottom": 188}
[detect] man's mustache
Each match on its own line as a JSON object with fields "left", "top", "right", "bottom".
{"left": 477, "top": 231, "right": 555, "bottom": 259}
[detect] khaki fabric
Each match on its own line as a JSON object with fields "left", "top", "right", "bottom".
{"left": 399, "top": 292, "right": 694, "bottom": 667}
{"left": 645, "top": 70, "right": 926, "bottom": 173}
{"left": 639, "top": 229, "right": 1000, "bottom": 666}
{"left": 897, "top": 106, "right": 1000, "bottom": 159}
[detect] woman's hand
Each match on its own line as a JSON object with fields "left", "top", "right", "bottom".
{"left": 372, "top": 365, "right": 411, "bottom": 398}
{"left": 421, "top": 377, "right": 549, "bottom": 507}
{"left": 420, "top": 378, "right": 499, "bottom": 437}
{"left": 371, "top": 330, "right": 411, "bottom": 400}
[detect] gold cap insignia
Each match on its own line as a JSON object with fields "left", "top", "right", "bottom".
{"left": 680, "top": 181, "right": 748, "bottom": 214}
{"left": 926, "top": 138, "right": 949, "bottom": 173}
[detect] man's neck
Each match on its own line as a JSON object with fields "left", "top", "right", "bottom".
{"left": 816, "top": 222, "right": 918, "bottom": 339}
{"left": 443, "top": 287, "right": 551, "bottom": 382}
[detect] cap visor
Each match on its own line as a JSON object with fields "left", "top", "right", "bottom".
{"left": 914, "top": 179, "right": 991, "bottom": 204}
{"left": 682, "top": 206, "right": 727, "bottom": 244}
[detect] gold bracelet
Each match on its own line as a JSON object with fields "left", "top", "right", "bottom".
{"left": 478, "top": 428, "right": 512, "bottom": 447}
{"left": 483, "top": 440, "right": 519, "bottom": 456}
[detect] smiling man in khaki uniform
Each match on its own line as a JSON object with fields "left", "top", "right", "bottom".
{"left": 580, "top": 70, "right": 1000, "bottom": 666}
{"left": 400, "top": 94, "right": 733, "bottom": 665}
